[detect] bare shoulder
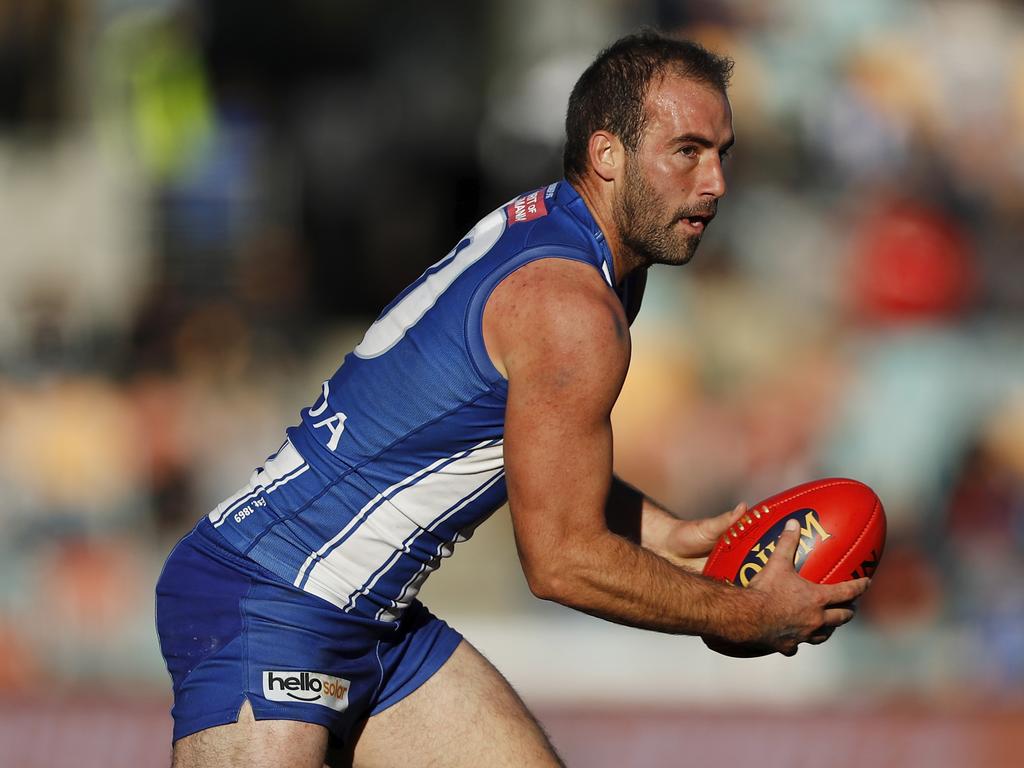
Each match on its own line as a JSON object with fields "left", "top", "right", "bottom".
{"left": 482, "top": 258, "right": 630, "bottom": 395}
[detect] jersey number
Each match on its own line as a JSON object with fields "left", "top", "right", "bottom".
{"left": 310, "top": 206, "right": 505, "bottom": 451}
{"left": 352, "top": 208, "right": 505, "bottom": 358}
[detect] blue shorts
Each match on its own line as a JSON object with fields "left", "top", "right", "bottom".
{"left": 155, "top": 518, "right": 462, "bottom": 744}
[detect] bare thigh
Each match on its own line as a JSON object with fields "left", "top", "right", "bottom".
{"left": 172, "top": 700, "right": 329, "bottom": 768}
{"left": 344, "top": 639, "right": 564, "bottom": 768}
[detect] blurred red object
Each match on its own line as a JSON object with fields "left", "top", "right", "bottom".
{"left": 0, "top": 623, "right": 40, "bottom": 691}
{"left": 858, "top": 541, "right": 943, "bottom": 629}
{"left": 849, "top": 201, "right": 976, "bottom": 322}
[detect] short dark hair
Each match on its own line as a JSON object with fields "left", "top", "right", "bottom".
{"left": 563, "top": 31, "right": 734, "bottom": 181}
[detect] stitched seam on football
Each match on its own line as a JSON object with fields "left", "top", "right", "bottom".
{"left": 729, "top": 479, "right": 860, "bottom": 545}
{"left": 822, "top": 500, "right": 880, "bottom": 584}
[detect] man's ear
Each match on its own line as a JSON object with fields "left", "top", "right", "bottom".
{"left": 588, "top": 131, "right": 624, "bottom": 182}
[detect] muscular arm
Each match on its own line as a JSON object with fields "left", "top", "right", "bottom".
{"left": 483, "top": 258, "right": 868, "bottom": 652}
{"left": 485, "top": 259, "right": 742, "bottom": 636}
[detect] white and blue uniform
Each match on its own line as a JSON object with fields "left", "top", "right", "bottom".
{"left": 156, "top": 181, "right": 629, "bottom": 744}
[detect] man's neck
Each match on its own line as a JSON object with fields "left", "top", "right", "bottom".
{"left": 569, "top": 176, "right": 643, "bottom": 286}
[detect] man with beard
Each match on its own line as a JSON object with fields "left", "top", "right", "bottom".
{"left": 157, "top": 31, "right": 870, "bottom": 767}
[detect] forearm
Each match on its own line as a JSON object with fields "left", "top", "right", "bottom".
{"left": 528, "top": 526, "right": 762, "bottom": 642}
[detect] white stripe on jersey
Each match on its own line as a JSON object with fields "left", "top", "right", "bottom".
{"left": 353, "top": 208, "right": 505, "bottom": 359}
{"left": 350, "top": 468, "right": 504, "bottom": 616}
{"left": 375, "top": 473, "right": 504, "bottom": 622}
{"left": 601, "top": 261, "right": 613, "bottom": 287}
{"left": 292, "top": 439, "right": 501, "bottom": 589}
{"left": 208, "top": 440, "right": 308, "bottom": 528}
{"left": 291, "top": 448, "right": 466, "bottom": 589}
{"left": 297, "top": 440, "right": 504, "bottom": 611}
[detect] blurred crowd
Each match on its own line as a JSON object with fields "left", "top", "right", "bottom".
{"left": 1, "top": 0, "right": 1023, "bottom": 703}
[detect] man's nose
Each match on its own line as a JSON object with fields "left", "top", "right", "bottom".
{"left": 700, "top": 156, "right": 727, "bottom": 199}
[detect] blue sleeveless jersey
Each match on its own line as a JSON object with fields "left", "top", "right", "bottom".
{"left": 208, "top": 181, "right": 627, "bottom": 623}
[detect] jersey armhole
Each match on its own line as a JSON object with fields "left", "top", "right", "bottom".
{"left": 464, "top": 245, "right": 607, "bottom": 392}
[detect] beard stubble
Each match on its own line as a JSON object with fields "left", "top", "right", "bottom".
{"left": 613, "top": 157, "right": 708, "bottom": 269}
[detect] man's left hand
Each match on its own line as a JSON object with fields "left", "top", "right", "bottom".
{"left": 657, "top": 502, "right": 748, "bottom": 573}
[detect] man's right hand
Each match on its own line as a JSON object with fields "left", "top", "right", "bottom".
{"left": 704, "top": 519, "right": 871, "bottom": 657}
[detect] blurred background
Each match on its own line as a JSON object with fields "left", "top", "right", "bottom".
{"left": 1, "top": 0, "right": 1023, "bottom": 765}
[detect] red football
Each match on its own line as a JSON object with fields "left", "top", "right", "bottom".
{"left": 702, "top": 478, "right": 886, "bottom": 587}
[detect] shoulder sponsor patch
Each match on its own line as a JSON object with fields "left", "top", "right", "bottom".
{"left": 506, "top": 188, "right": 549, "bottom": 225}
{"left": 263, "top": 670, "right": 350, "bottom": 711}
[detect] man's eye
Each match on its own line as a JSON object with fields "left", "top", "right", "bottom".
{"left": 679, "top": 145, "right": 698, "bottom": 157}
{"left": 719, "top": 148, "right": 732, "bottom": 162}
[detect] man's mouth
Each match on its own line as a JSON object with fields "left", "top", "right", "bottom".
{"left": 677, "top": 213, "right": 714, "bottom": 233}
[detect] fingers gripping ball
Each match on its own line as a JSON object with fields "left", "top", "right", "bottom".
{"left": 702, "top": 478, "right": 887, "bottom": 586}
